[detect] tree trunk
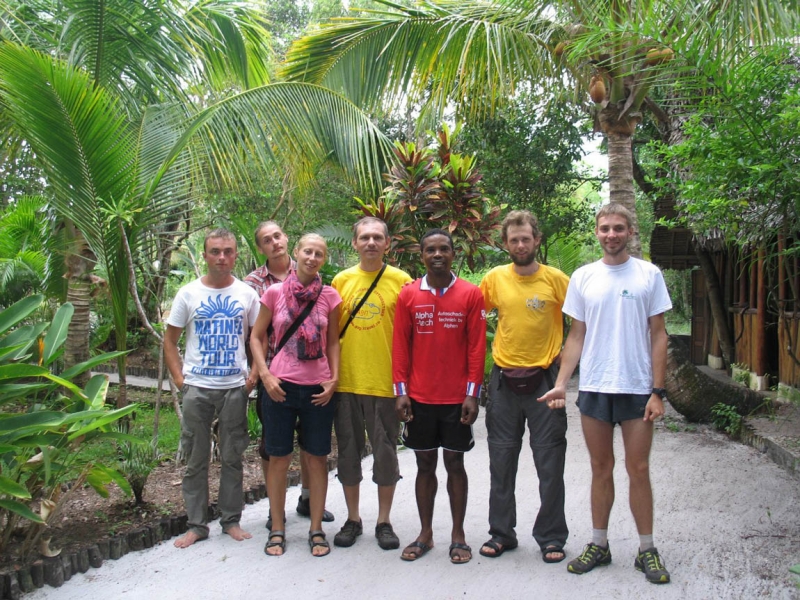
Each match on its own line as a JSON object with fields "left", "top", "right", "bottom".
{"left": 666, "top": 335, "right": 762, "bottom": 422}
{"left": 694, "top": 244, "right": 736, "bottom": 367}
{"left": 600, "top": 105, "right": 642, "bottom": 258}
{"left": 64, "top": 277, "right": 91, "bottom": 387}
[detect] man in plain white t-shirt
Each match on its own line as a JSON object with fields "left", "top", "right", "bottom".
{"left": 539, "top": 204, "right": 673, "bottom": 584}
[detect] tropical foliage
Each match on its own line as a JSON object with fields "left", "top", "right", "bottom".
{"left": 358, "top": 126, "right": 502, "bottom": 277}
{"left": 0, "top": 0, "right": 391, "bottom": 407}
{"left": 0, "top": 295, "right": 137, "bottom": 559}
{"left": 655, "top": 46, "right": 800, "bottom": 246}
{"left": 283, "top": 0, "right": 800, "bottom": 257}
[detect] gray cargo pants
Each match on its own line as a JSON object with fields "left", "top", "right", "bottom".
{"left": 485, "top": 364, "right": 568, "bottom": 550}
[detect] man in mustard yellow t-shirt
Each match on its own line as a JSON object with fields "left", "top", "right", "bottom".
{"left": 478, "top": 210, "right": 570, "bottom": 564}
{"left": 331, "top": 217, "right": 412, "bottom": 550}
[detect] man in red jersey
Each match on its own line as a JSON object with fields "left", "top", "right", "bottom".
{"left": 392, "top": 229, "right": 486, "bottom": 565}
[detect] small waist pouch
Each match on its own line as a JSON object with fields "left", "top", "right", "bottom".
{"left": 501, "top": 367, "right": 545, "bottom": 396}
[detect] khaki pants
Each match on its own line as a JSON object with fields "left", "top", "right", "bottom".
{"left": 180, "top": 385, "right": 250, "bottom": 538}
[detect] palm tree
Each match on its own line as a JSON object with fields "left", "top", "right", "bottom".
{"left": 0, "top": 0, "right": 391, "bottom": 404}
{"left": 282, "top": 0, "right": 799, "bottom": 256}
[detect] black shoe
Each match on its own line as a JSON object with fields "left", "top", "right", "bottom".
{"left": 375, "top": 522, "right": 400, "bottom": 550}
{"left": 333, "top": 519, "right": 363, "bottom": 547}
{"left": 296, "top": 495, "right": 335, "bottom": 522}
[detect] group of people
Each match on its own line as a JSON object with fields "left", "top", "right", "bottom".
{"left": 164, "top": 204, "right": 673, "bottom": 584}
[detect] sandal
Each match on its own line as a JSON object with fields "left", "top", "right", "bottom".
{"left": 478, "top": 539, "right": 517, "bottom": 558}
{"left": 542, "top": 544, "right": 566, "bottom": 563}
{"left": 400, "top": 540, "right": 433, "bottom": 561}
{"left": 308, "top": 530, "right": 331, "bottom": 557}
{"left": 264, "top": 531, "right": 286, "bottom": 556}
{"left": 449, "top": 542, "right": 472, "bottom": 564}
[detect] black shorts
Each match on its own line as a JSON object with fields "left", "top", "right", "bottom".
{"left": 257, "top": 384, "right": 303, "bottom": 459}
{"left": 576, "top": 391, "right": 649, "bottom": 425}
{"left": 401, "top": 398, "right": 474, "bottom": 452}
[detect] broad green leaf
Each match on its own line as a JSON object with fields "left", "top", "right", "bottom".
{"left": 83, "top": 374, "right": 109, "bottom": 411}
{"left": 0, "top": 498, "right": 44, "bottom": 524}
{"left": 60, "top": 351, "right": 129, "bottom": 380}
{"left": 86, "top": 465, "right": 132, "bottom": 498}
{"left": 0, "top": 475, "right": 32, "bottom": 499}
{"left": 41, "top": 303, "right": 73, "bottom": 366}
{"left": 0, "top": 295, "right": 43, "bottom": 337}
{"left": 67, "top": 404, "right": 139, "bottom": 440}
{"left": 0, "top": 364, "right": 49, "bottom": 382}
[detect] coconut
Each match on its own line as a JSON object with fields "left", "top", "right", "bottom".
{"left": 589, "top": 75, "right": 606, "bottom": 104}
{"left": 645, "top": 47, "right": 674, "bottom": 66}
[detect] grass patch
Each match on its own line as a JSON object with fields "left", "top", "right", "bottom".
{"left": 73, "top": 395, "right": 182, "bottom": 476}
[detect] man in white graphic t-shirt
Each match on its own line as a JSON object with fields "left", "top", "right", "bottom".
{"left": 165, "top": 228, "right": 260, "bottom": 548}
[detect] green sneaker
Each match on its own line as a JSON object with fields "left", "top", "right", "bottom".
{"left": 567, "top": 542, "right": 612, "bottom": 574}
{"left": 635, "top": 547, "right": 671, "bottom": 584}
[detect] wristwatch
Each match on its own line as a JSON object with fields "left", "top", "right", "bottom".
{"left": 651, "top": 387, "right": 667, "bottom": 400}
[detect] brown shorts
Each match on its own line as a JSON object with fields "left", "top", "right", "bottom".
{"left": 333, "top": 393, "right": 400, "bottom": 487}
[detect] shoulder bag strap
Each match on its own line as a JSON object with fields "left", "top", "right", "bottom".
{"left": 339, "top": 263, "right": 387, "bottom": 339}
{"left": 275, "top": 297, "right": 318, "bottom": 356}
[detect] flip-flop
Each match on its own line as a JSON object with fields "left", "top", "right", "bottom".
{"left": 542, "top": 545, "right": 566, "bottom": 563}
{"left": 479, "top": 539, "right": 517, "bottom": 558}
{"left": 401, "top": 540, "right": 432, "bottom": 561}
{"left": 449, "top": 542, "right": 472, "bottom": 564}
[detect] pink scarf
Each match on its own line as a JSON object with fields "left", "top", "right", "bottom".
{"left": 282, "top": 271, "right": 323, "bottom": 360}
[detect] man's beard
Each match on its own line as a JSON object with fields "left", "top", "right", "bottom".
{"left": 511, "top": 251, "right": 537, "bottom": 267}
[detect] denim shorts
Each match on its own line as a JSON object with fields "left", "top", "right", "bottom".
{"left": 257, "top": 384, "right": 302, "bottom": 460}
{"left": 576, "top": 391, "right": 649, "bottom": 425}
{"left": 263, "top": 380, "right": 336, "bottom": 457}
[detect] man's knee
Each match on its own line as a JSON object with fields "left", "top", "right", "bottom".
{"left": 625, "top": 456, "right": 651, "bottom": 481}
{"left": 415, "top": 450, "right": 438, "bottom": 474}
{"left": 590, "top": 454, "right": 615, "bottom": 478}
{"left": 442, "top": 450, "right": 465, "bottom": 473}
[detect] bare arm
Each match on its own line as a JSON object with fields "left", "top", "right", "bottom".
{"left": 249, "top": 304, "right": 285, "bottom": 402}
{"left": 164, "top": 325, "right": 185, "bottom": 389}
{"left": 644, "top": 312, "right": 668, "bottom": 421}
{"left": 312, "top": 305, "right": 340, "bottom": 406}
{"left": 538, "top": 319, "right": 586, "bottom": 409}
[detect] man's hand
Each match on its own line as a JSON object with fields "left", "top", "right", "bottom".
{"left": 461, "top": 396, "right": 478, "bottom": 425}
{"left": 538, "top": 384, "right": 566, "bottom": 410}
{"left": 245, "top": 375, "right": 257, "bottom": 394}
{"left": 396, "top": 394, "right": 413, "bottom": 422}
{"left": 643, "top": 395, "right": 665, "bottom": 421}
{"left": 311, "top": 380, "right": 337, "bottom": 406}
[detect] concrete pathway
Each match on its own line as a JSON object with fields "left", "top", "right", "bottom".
{"left": 26, "top": 386, "right": 800, "bottom": 600}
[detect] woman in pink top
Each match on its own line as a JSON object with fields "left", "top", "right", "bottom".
{"left": 250, "top": 234, "right": 342, "bottom": 557}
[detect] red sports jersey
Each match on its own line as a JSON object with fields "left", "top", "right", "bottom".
{"left": 392, "top": 276, "right": 486, "bottom": 404}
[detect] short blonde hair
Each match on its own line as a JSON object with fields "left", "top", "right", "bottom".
{"left": 595, "top": 204, "right": 634, "bottom": 228}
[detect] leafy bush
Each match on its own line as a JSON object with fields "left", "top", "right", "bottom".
{"left": 0, "top": 295, "right": 137, "bottom": 559}
{"left": 710, "top": 402, "right": 743, "bottom": 437}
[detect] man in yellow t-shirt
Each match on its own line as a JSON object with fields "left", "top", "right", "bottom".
{"left": 331, "top": 217, "right": 412, "bottom": 550}
{"left": 478, "top": 210, "right": 570, "bottom": 564}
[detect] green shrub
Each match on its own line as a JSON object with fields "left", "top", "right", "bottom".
{"left": 0, "top": 295, "right": 137, "bottom": 559}
{"left": 710, "top": 402, "right": 743, "bottom": 437}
